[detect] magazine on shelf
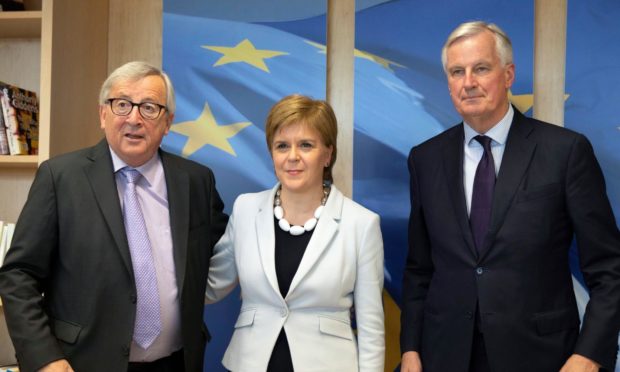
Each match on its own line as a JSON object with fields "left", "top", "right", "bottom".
{"left": 0, "top": 81, "right": 39, "bottom": 155}
{"left": 0, "top": 95, "right": 9, "bottom": 155}
{"left": 0, "top": 222, "right": 15, "bottom": 267}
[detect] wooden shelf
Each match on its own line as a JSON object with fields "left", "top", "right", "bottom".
{"left": 0, "top": 11, "right": 42, "bottom": 38}
{"left": 0, "top": 155, "right": 38, "bottom": 168}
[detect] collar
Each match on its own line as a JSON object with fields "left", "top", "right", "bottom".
{"left": 109, "top": 147, "right": 161, "bottom": 187}
{"left": 464, "top": 104, "right": 514, "bottom": 146}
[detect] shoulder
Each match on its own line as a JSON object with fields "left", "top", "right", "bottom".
{"left": 343, "top": 197, "right": 379, "bottom": 222}
{"left": 160, "top": 148, "right": 215, "bottom": 177}
{"left": 332, "top": 187, "right": 380, "bottom": 226}
{"left": 513, "top": 113, "right": 591, "bottom": 151}
{"left": 232, "top": 188, "right": 273, "bottom": 211}
{"left": 41, "top": 142, "right": 106, "bottom": 176}
{"left": 409, "top": 123, "right": 461, "bottom": 158}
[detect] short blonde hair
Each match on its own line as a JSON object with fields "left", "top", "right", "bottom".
{"left": 265, "top": 94, "right": 338, "bottom": 183}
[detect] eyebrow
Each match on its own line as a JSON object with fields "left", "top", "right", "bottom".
{"left": 112, "top": 93, "right": 160, "bottom": 103}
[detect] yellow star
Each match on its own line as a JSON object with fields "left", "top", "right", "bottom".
{"left": 509, "top": 91, "right": 570, "bottom": 113}
{"left": 354, "top": 49, "right": 406, "bottom": 71}
{"left": 170, "top": 103, "right": 251, "bottom": 157}
{"left": 509, "top": 91, "right": 534, "bottom": 113}
{"left": 304, "top": 40, "right": 405, "bottom": 71}
{"left": 202, "top": 39, "right": 288, "bottom": 72}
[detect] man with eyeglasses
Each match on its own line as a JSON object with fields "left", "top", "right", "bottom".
{"left": 0, "top": 61, "right": 229, "bottom": 372}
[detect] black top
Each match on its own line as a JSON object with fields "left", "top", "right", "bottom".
{"left": 267, "top": 217, "right": 314, "bottom": 372}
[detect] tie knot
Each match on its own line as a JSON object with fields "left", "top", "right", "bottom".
{"left": 120, "top": 167, "right": 142, "bottom": 184}
{"left": 474, "top": 135, "right": 493, "bottom": 152}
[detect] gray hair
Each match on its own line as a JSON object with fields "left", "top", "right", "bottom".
{"left": 441, "top": 21, "right": 513, "bottom": 73}
{"left": 99, "top": 61, "right": 176, "bottom": 115}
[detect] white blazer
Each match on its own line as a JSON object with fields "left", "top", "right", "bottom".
{"left": 206, "top": 184, "right": 385, "bottom": 372}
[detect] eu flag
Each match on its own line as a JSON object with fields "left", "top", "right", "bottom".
{"left": 164, "top": 1, "right": 620, "bottom": 370}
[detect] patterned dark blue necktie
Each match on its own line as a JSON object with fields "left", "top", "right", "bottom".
{"left": 470, "top": 136, "right": 496, "bottom": 255}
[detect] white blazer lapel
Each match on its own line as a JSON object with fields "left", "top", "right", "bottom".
{"left": 286, "top": 185, "right": 344, "bottom": 298}
{"left": 255, "top": 185, "right": 281, "bottom": 297}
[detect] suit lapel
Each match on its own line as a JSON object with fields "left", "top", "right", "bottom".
{"left": 442, "top": 126, "right": 478, "bottom": 258}
{"left": 480, "top": 109, "right": 536, "bottom": 259}
{"left": 85, "top": 140, "right": 133, "bottom": 275}
{"left": 256, "top": 186, "right": 280, "bottom": 296}
{"left": 286, "top": 186, "right": 341, "bottom": 298}
{"left": 161, "top": 151, "right": 190, "bottom": 295}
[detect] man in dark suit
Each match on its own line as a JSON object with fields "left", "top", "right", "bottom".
{"left": 400, "top": 21, "right": 620, "bottom": 372}
{"left": 0, "top": 61, "right": 228, "bottom": 372}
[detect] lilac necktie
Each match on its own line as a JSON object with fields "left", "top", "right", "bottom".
{"left": 470, "top": 136, "right": 496, "bottom": 255}
{"left": 120, "top": 167, "right": 161, "bottom": 349}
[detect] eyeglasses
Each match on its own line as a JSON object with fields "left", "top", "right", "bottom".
{"left": 106, "top": 98, "right": 167, "bottom": 120}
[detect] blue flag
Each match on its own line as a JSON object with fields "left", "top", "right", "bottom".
{"left": 163, "top": 1, "right": 620, "bottom": 371}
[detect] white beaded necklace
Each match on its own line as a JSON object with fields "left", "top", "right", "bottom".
{"left": 273, "top": 185, "right": 331, "bottom": 236}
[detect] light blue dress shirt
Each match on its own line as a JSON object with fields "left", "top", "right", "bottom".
{"left": 463, "top": 105, "right": 514, "bottom": 215}
{"left": 110, "top": 149, "right": 182, "bottom": 362}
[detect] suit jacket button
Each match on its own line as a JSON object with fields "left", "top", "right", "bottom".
{"left": 130, "top": 294, "right": 137, "bottom": 304}
{"left": 466, "top": 311, "right": 474, "bottom": 319}
{"left": 476, "top": 267, "right": 484, "bottom": 275}
{"left": 122, "top": 345, "right": 130, "bottom": 356}
{"left": 280, "top": 308, "right": 287, "bottom": 317}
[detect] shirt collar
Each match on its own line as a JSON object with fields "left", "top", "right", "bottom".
{"left": 109, "top": 147, "right": 161, "bottom": 187}
{"left": 463, "top": 104, "right": 514, "bottom": 146}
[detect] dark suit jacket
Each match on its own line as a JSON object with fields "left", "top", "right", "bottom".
{"left": 401, "top": 109, "right": 620, "bottom": 371}
{"left": 0, "top": 139, "right": 228, "bottom": 372}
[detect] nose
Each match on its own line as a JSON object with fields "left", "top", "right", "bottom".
{"left": 463, "top": 70, "right": 477, "bottom": 89}
{"left": 126, "top": 105, "right": 143, "bottom": 124}
{"left": 287, "top": 146, "right": 300, "bottom": 161}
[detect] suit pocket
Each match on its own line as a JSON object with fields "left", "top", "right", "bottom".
{"left": 517, "top": 183, "right": 561, "bottom": 203}
{"left": 51, "top": 318, "right": 82, "bottom": 344}
{"left": 533, "top": 307, "right": 580, "bottom": 335}
{"left": 318, "top": 316, "right": 353, "bottom": 340}
{"left": 234, "top": 308, "right": 256, "bottom": 328}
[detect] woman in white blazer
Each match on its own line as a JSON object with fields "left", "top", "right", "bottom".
{"left": 206, "top": 95, "right": 385, "bottom": 372}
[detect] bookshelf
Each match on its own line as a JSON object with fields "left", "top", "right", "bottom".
{"left": 0, "top": 0, "right": 110, "bottom": 222}
{"left": 0, "top": 9, "right": 40, "bottom": 37}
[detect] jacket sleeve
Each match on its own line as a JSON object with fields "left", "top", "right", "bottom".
{"left": 207, "top": 169, "right": 229, "bottom": 249}
{"left": 400, "top": 148, "right": 434, "bottom": 354}
{"left": 205, "top": 200, "right": 239, "bottom": 303}
{"left": 354, "top": 212, "right": 385, "bottom": 372}
{"left": 0, "top": 161, "right": 66, "bottom": 372}
{"left": 567, "top": 134, "right": 620, "bottom": 370}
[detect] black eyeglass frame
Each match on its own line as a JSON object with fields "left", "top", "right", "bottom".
{"left": 105, "top": 98, "right": 168, "bottom": 120}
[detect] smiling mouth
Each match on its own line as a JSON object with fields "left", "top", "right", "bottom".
{"left": 124, "top": 133, "right": 144, "bottom": 140}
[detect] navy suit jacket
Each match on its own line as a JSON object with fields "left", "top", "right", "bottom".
{"left": 0, "top": 139, "right": 228, "bottom": 372}
{"left": 401, "top": 109, "right": 620, "bottom": 371}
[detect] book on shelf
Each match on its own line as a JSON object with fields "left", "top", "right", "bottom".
{"left": 0, "top": 81, "right": 39, "bottom": 156}
{"left": 0, "top": 98, "right": 9, "bottom": 155}
{"left": 0, "top": 0, "right": 26, "bottom": 11}
{"left": 0, "top": 221, "right": 15, "bottom": 267}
